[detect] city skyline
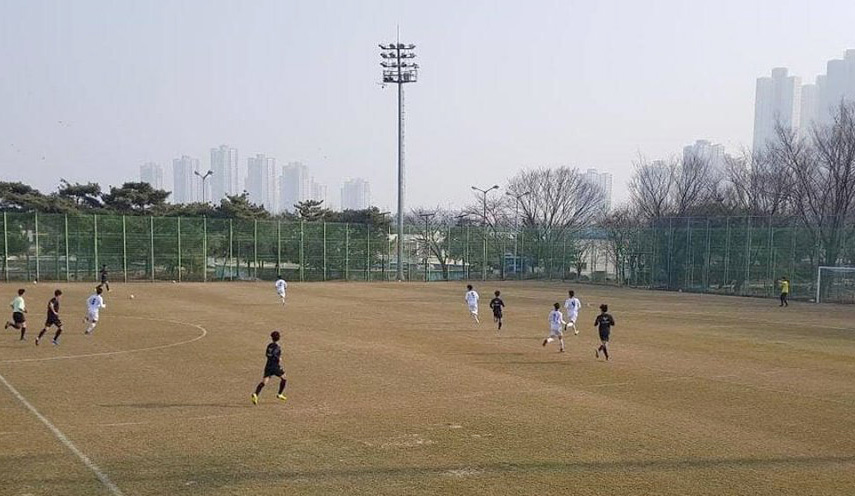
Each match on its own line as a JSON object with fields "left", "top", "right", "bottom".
{"left": 5, "top": 1, "right": 855, "bottom": 210}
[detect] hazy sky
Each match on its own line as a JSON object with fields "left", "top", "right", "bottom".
{"left": 2, "top": 0, "right": 855, "bottom": 210}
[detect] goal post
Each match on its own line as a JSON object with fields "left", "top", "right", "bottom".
{"left": 816, "top": 266, "right": 855, "bottom": 304}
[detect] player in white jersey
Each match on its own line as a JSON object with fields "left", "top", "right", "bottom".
{"left": 274, "top": 275, "right": 288, "bottom": 305}
{"left": 564, "top": 290, "right": 581, "bottom": 335}
{"left": 464, "top": 284, "right": 480, "bottom": 324}
{"left": 83, "top": 286, "right": 106, "bottom": 335}
{"left": 542, "top": 302, "right": 567, "bottom": 352}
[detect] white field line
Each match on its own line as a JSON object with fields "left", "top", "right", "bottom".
{"left": 0, "top": 370, "right": 125, "bottom": 496}
{"left": 0, "top": 316, "right": 208, "bottom": 364}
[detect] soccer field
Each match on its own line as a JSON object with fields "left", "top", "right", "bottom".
{"left": 1, "top": 281, "right": 854, "bottom": 495}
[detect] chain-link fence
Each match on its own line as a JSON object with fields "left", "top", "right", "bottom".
{"left": 2, "top": 212, "right": 853, "bottom": 303}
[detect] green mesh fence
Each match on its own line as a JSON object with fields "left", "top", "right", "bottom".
{"left": 2, "top": 212, "right": 854, "bottom": 303}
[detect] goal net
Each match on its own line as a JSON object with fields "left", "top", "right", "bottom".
{"left": 816, "top": 266, "right": 855, "bottom": 304}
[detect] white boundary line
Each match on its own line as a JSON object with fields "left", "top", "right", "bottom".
{"left": 0, "top": 316, "right": 208, "bottom": 364}
{"left": 0, "top": 371, "right": 125, "bottom": 496}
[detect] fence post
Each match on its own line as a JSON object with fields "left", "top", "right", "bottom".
{"left": 33, "top": 212, "right": 40, "bottom": 281}
{"left": 561, "top": 234, "right": 567, "bottom": 282}
{"left": 704, "top": 218, "right": 711, "bottom": 289}
{"left": 64, "top": 214, "right": 70, "bottom": 282}
{"left": 518, "top": 228, "right": 524, "bottom": 280}
{"left": 93, "top": 214, "right": 98, "bottom": 282}
{"left": 253, "top": 219, "right": 258, "bottom": 280}
{"left": 366, "top": 225, "right": 370, "bottom": 281}
{"left": 667, "top": 217, "right": 673, "bottom": 288}
{"left": 2, "top": 212, "right": 7, "bottom": 281}
{"left": 724, "top": 216, "right": 731, "bottom": 290}
{"left": 465, "top": 225, "right": 470, "bottom": 280}
{"left": 177, "top": 217, "right": 182, "bottom": 283}
{"left": 122, "top": 215, "right": 127, "bottom": 282}
{"left": 228, "top": 219, "right": 233, "bottom": 281}
{"left": 202, "top": 217, "right": 208, "bottom": 282}
{"left": 299, "top": 221, "right": 305, "bottom": 282}
{"left": 789, "top": 221, "right": 796, "bottom": 285}
{"left": 745, "top": 216, "right": 751, "bottom": 295}
{"left": 386, "top": 223, "right": 391, "bottom": 281}
{"left": 345, "top": 223, "right": 350, "bottom": 281}
{"left": 767, "top": 216, "right": 774, "bottom": 296}
{"left": 276, "top": 219, "right": 281, "bottom": 274}
{"left": 322, "top": 222, "right": 327, "bottom": 281}
{"left": 150, "top": 216, "right": 155, "bottom": 282}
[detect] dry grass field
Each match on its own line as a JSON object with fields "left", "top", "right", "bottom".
{"left": 1, "top": 280, "right": 854, "bottom": 496}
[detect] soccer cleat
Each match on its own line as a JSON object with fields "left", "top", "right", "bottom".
{"left": 574, "top": 329, "right": 579, "bottom": 335}
{"left": 542, "top": 338, "right": 548, "bottom": 347}
{"left": 51, "top": 339, "right": 59, "bottom": 346}
{"left": 35, "top": 337, "right": 40, "bottom": 346}
{"left": 3, "top": 322, "right": 8, "bottom": 330}
{"left": 595, "top": 348, "right": 599, "bottom": 358}
{"left": 251, "top": 393, "right": 258, "bottom": 405}
{"left": 277, "top": 394, "right": 288, "bottom": 402}
{"left": 559, "top": 348, "right": 565, "bottom": 353}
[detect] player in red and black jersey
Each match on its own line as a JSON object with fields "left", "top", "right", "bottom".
{"left": 36, "top": 290, "right": 64, "bottom": 346}
{"left": 489, "top": 290, "right": 505, "bottom": 330}
{"left": 251, "top": 331, "right": 288, "bottom": 405}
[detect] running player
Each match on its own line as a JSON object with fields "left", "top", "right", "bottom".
{"left": 84, "top": 287, "right": 106, "bottom": 335}
{"left": 542, "top": 302, "right": 566, "bottom": 352}
{"left": 36, "top": 290, "right": 64, "bottom": 346}
{"left": 275, "top": 275, "right": 287, "bottom": 305}
{"left": 489, "top": 290, "right": 505, "bottom": 330}
{"left": 594, "top": 304, "right": 615, "bottom": 360}
{"left": 564, "top": 290, "right": 581, "bottom": 335}
{"left": 778, "top": 276, "right": 789, "bottom": 307}
{"left": 97, "top": 265, "right": 110, "bottom": 292}
{"left": 5, "top": 288, "right": 27, "bottom": 340}
{"left": 251, "top": 330, "right": 288, "bottom": 405}
{"left": 464, "top": 285, "right": 480, "bottom": 324}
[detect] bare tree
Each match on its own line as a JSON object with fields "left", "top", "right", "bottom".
{"left": 628, "top": 155, "right": 676, "bottom": 220}
{"left": 771, "top": 102, "right": 855, "bottom": 267}
{"left": 672, "top": 152, "right": 716, "bottom": 216}
{"left": 724, "top": 149, "right": 792, "bottom": 216}
{"left": 406, "top": 207, "right": 459, "bottom": 280}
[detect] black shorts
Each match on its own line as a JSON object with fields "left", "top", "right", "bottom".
{"left": 492, "top": 310, "right": 503, "bottom": 319}
{"left": 12, "top": 312, "right": 25, "bottom": 324}
{"left": 598, "top": 329, "right": 610, "bottom": 342}
{"left": 264, "top": 364, "right": 285, "bottom": 378}
{"left": 45, "top": 315, "right": 62, "bottom": 328}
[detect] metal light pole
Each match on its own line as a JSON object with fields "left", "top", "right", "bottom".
{"left": 194, "top": 170, "right": 213, "bottom": 204}
{"left": 471, "top": 185, "right": 500, "bottom": 280}
{"left": 506, "top": 191, "right": 530, "bottom": 276}
{"left": 418, "top": 212, "right": 436, "bottom": 282}
{"left": 379, "top": 36, "right": 419, "bottom": 282}
{"left": 455, "top": 213, "right": 469, "bottom": 280}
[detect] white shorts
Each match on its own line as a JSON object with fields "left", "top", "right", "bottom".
{"left": 549, "top": 327, "right": 564, "bottom": 337}
{"left": 566, "top": 314, "right": 578, "bottom": 324}
{"left": 468, "top": 305, "right": 478, "bottom": 315}
{"left": 87, "top": 311, "right": 99, "bottom": 322}
{"left": 277, "top": 290, "right": 286, "bottom": 298}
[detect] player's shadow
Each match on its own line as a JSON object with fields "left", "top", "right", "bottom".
{"left": 99, "top": 402, "right": 246, "bottom": 410}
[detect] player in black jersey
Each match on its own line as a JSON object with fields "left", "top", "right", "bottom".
{"left": 97, "top": 265, "right": 110, "bottom": 292}
{"left": 36, "top": 289, "right": 63, "bottom": 346}
{"left": 251, "top": 331, "right": 288, "bottom": 405}
{"left": 594, "top": 304, "right": 615, "bottom": 360}
{"left": 489, "top": 290, "right": 505, "bottom": 330}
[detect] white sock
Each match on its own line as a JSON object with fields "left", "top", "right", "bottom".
{"left": 86, "top": 323, "right": 96, "bottom": 334}
{"left": 559, "top": 338, "right": 565, "bottom": 349}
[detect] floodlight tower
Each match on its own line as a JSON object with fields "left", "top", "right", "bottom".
{"left": 379, "top": 37, "right": 419, "bottom": 281}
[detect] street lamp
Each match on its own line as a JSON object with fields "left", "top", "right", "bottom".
{"left": 506, "top": 191, "right": 530, "bottom": 276}
{"left": 194, "top": 170, "right": 213, "bottom": 204}
{"left": 379, "top": 36, "right": 419, "bottom": 282}
{"left": 471, "top": 185, "right": 500, "bottom": 280}
{"left": 417, "top": 212, "right": 436, "bottom": 282}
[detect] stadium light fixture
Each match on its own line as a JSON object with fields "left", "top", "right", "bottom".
{"left": 379, "top": 31, "right": 419, "bottom": 282}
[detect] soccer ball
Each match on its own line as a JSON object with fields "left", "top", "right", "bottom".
{"left": 33, "top": 280, "right": 38, "bottom": 285}
{"left": 129, "top": 294, "right": 135, "bottom": 300}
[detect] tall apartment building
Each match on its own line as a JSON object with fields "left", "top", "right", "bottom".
{"left": 682, "top": 139, "right": 727, "bottom": 174}
{"left": 139, "top": 162, "right": 164, "bottom": 190}
{"left": 753, "top": 67, "right": 801, "bottom": 152}
{"left": 581, "top": 169, "right": 613, "bottom": 212}
{"left": 210, "top": 145, "right": 239, "bottom": 202}
{"left": 172, "top": 155, "right": 200, "bottom": 204}
{"left": 341, "top": 178, "right": 371, "bottom": 210}
{"left": 246, "top": 154, "right": 278, "bottom": 212}
{"left": 279, "top": 162, "right": 311, "bottom": 213}
{"left": 800, "top": 49, "right": 855, "bottom": 130}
